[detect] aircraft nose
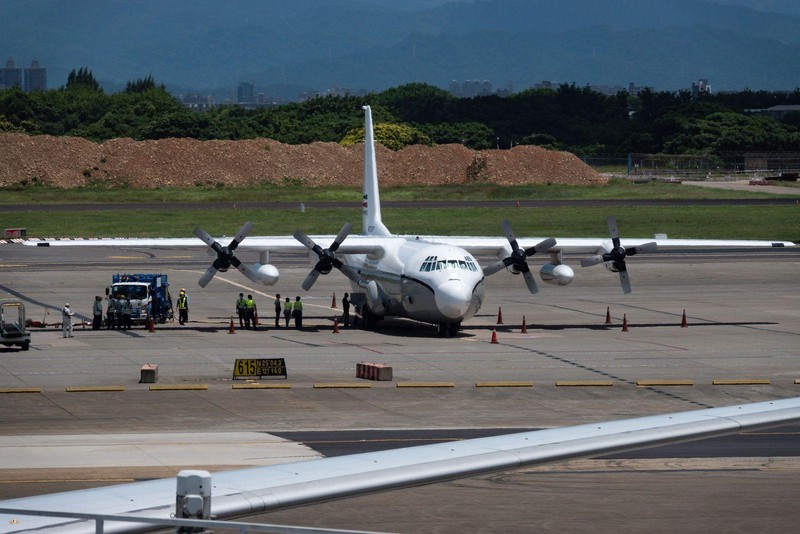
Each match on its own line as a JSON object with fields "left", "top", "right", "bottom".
{"left": 435, "top": 280, "right": 472, "bottom": 320}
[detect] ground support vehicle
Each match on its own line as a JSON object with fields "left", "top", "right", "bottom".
{"left": 106, "top": 273, "right": 174, "bottom": 327}
{"left": 0, "top": 298, "right": 30, "bottom": 350}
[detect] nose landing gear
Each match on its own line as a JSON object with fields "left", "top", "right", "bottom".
{"left": 436, "top": 321, "right": 461, "bottom": 337}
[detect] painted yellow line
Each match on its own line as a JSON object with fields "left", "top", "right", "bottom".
{"left": 0, "top": 387, "right": 41, "bottom": 394}
{"left": 149, "top": 384, "right": 208, "bottom": 391}
{"left": 65, "top": 386, "right": 125, "bottom": 393}
{"left": 712, "top": 379, "right": 771, "bottom": 386}
{"left": 313, "top": 383, "right": 372, "bottom": 389}
{"left": 0, "top": 264, "right": 28, "bottom": 268}
{"left": 107, "top": 256, "right": 142, "bottom": 259}
{"left": 555, "top": 380, "right": 614, "bottom": 387}
{"left": 164, "top": 255, "right": 194, "bottom": 259}
{"left": 795, "top": 379, "right": 800, "bottom": 385}
{"left": 636, "top": 380, "right": 694, "bottom": 387}
{"left": 475, "top": 381, "right": 533, "bottom": 388}
{"left": 396, "top": 382, "right": 455, "bottom": 388}
{"left": 232, "top": 383, "right": 291, "bottom": 390}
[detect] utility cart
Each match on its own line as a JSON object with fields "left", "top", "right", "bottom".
{"left": 0, "top": 298, "right": 30, "bottom": 351}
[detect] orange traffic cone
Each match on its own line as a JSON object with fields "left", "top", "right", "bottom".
{"left": 497, "top": 307, "right": 503, "bottom": 324}
{"left": 331, "top": 292, "right": 337, "bottom": 309}
{"left": 491, "top": 329, "right": 499, "bottom": 344}
{"left": 622, "top": 314, "right": 629, "bottom": 332}
{"left": 147, "top": 317, "right": 155, "bottom": 333}
{"left": 521, "top": 316, "right": 528, "bottom": 334}
{"left": 681, "top": 309, "right": 688, "bottom": 328}
{"left": 605, "top": 306, "right": 612, "bottom": 324}
{"left": 228, "top": 317, "right": 236, "bottom": 334}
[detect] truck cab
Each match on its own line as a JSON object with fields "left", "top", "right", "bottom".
{"left": 106, "top": 274, "right": 174, "bottom": 326}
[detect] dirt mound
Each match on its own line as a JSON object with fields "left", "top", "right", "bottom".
{"left": 0, "top": 134, "right": 606, "bottom": 188}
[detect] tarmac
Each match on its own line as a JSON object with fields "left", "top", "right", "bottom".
{"left": 0, "top": 243, "right": 799, "bottom": 533}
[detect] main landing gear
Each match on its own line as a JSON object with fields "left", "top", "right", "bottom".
{"left": 436, "top": 321, "right": 461, "bottom": 337}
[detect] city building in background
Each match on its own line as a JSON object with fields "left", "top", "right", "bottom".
{"left": 1, "top": 58, "right": 47, "bottom": 91}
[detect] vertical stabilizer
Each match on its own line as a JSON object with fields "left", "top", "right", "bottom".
{"left": 362, "top": 106, "right": 391, "bottom": 236}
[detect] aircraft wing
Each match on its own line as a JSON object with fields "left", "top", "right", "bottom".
{"left": 425, "top": 236, "right": 795, "bottom": 256}
{"left": 21, "top": 235, "right": 387, "bottom": 255}
{"left": 2, "top": 397, "right": 799, "bottom": 533}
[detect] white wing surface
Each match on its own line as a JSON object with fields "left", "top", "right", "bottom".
{"left": 2, "top": 397, "right": 799, "bottom": 533}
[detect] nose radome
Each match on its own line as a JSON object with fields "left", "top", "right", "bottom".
{"left": 435, "top": 280, "right": 472, "bottom": 320}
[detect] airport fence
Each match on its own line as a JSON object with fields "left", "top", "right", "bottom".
{"left": 581, "top": 152, "right": 800, "bottom": 180}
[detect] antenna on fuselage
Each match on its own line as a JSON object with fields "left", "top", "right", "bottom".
{"left": 362, "top": 105, "right": 391, "bottom": 237}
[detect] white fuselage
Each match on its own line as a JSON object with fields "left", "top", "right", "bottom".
{"left": 344, "top": 237, "right": 485, "bottom": 325}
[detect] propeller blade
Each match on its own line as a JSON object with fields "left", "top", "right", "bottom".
{"left": 198, "top": 265, "right": 218, "bottom": 288}
{"left": 619, "top": 269, "right": 632, "bottom": 294}
{"left": 627, "top": 241, "right": 657, "bottom": 256}
{"left": 522, "top": 268, "right": 539, "bottom": 294}
{"left": 193, "top": 227, "right": 218, "bottom": 249}
{"left": 293, "top": 229, "right": 318, "bottom": 251}
{"left": 482, "top": 259, "right": 510, "bottom": 277}
{"left": 607, "top": 216, "right": 620, "bottom": 241}
{"left": 500, "top": 219, "right": 522, "bottom": 252}
{"left": 580, "top": 254, "right": 606, "bottom": 267}
{"left": 229, "top": 221, "right": 254, "bottom": 250}
{"left": 231, "top": 256, "right": 259, "bottom": 283}
{"left": 334, "top": 260, "right": 363, "bottom": 285}
{"left": 301, "top": 269, "right": 322, "bottom": 291}
{"left": 523, "top": 237, "right": 557, "bottom": 256}
{"left": 330, "top": 222, "right": 353, "bottom": 252}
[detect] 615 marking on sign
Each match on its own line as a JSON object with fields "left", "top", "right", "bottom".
{"left": 233, "top": 358, "right": 287, "bottom": 380}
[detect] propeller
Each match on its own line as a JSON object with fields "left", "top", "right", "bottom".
{"left": 193, "top": 222, "right": 259, "bottom": 287}
{"left": 580, "top": 216, "right": 657, "bottom": 294}
{"left": 482, "top": 219, "right": 557, "bottom": 294}
{"left": 294, "top": 222, "right": 362, "bottom": 290}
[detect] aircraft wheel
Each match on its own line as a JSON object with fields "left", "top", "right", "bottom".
{"left": 21, "top": 342, "right": 30, "bottom": 351}
{"left": 447, "top": 322, "right": 461, "bottom": 337}
{"left": 436, "top": 322, "right": 447, "bottom": 337}
{"left": 363, "top": 307, "right": 378, "bottom": 329}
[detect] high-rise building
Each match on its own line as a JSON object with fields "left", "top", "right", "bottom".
{"left": 237, "top": 81, "right": 254, "bottom": 104}
{"left": 1, "top": 58, "right": 22, "bottom": 89}
{"left": 24, "top": 59, "right": 46, "bottom": 91}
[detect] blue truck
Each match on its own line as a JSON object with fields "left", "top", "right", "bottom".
{"left": 106, "top": 274, "right": 174, "bottom": 326}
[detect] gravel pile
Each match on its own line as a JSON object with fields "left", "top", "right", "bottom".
{"left": 0, "top": 134, "right": 606, "bottom": 188}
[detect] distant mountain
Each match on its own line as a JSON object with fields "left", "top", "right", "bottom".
{"left": 1, "top": 0, "right": 798, "bottom": 99}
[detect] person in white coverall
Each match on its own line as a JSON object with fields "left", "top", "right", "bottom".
{"left": 62, "top": 303, "right": 75, "bottom": 338}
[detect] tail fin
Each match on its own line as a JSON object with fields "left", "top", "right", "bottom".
{"left": 362, "top": 105, "right": 391, "bottom": 236}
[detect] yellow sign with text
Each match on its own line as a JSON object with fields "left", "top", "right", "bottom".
{"left": 233, "top": 358, "right": 287, "bottom": 380}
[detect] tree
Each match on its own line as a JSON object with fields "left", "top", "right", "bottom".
{"left": 65, "top": 68, "right": 102, "bottom": 92}
{"left": 341, "top": 123, "right": 432, "bottom": 151}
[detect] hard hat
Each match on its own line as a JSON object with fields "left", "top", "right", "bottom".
{"left": 65, "top": 303, "right": 69, "bottom": 307}
{"left": 180, "top": 288, "right": 186, "bottom": 292}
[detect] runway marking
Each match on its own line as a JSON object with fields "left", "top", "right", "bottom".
{"left": 0, "top": 264, "right": 27, "bottom": 268}
{"left": 106, "top": 255, "right": 142, "bottom": 259}
{"left": 612, "top": 338, "right": 689, "bottom": 351}
{"left": 332, "top": 342, "right": 384, "bottom": 355}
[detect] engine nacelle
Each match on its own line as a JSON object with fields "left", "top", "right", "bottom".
{"left": 251, "top": 263, "right": 280, "bottom": 285}
{"left": 539, "top": 263, "right": 574, "bottom": 286}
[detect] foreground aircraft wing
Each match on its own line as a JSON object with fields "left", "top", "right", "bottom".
{"left": 20, "top": 235, "right": 386, "bottom": 255}
{"left": 2, "top": 397, "right": 799, "bottom": 533}
{"left": 426, "top": 235, "right": 795, "bottom": 256}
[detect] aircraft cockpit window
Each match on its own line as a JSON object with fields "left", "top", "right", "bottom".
{"left": 420, "top": 256, "right": 437, "bottom": 272}
{"left": 447, "top": 260, "right": 458, "bottom": 269}
{"left": 465, "top": 256, "right": 478, "bottom": 272}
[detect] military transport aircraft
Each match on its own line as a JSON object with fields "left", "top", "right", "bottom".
{"left": 1, "top": 398, "right": 799, "bottom": 532}
{"left": 26, "top": 106, "right": 795, "bottom": 336}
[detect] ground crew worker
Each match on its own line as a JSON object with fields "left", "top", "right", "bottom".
{"left": 92, "top": 296, "right": 103, "bottom": 330}
{"left": 293, "top": 296, "right": 303, "bottom": 329}
{"left": 106, "top": 298, "right": 115, "bottom": 329}
{"left": 114, "top": 295, "right": 124, "bottom": 329}
{"left": 235, "top": 293, "right": 247, "bottom": 328}
{"left": 120, "top": 298, "right": 132, "bottom": 329}
{"left": 177, "top": 289, "right": 189, "bottom": 325}
{"left": 342, "top": 292, "right": 350, "bottom": 327}
{"left": 274, "top": 294, "right": 282, "bottom": 327}
{"left": 283, "top": 297, "right": 292, "bottom": 327}
{"left": 245, "top": 294, "right": 256, "bottom": 330}
{"left": 62, "top": 302, "right": 74, "bottom": 338}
